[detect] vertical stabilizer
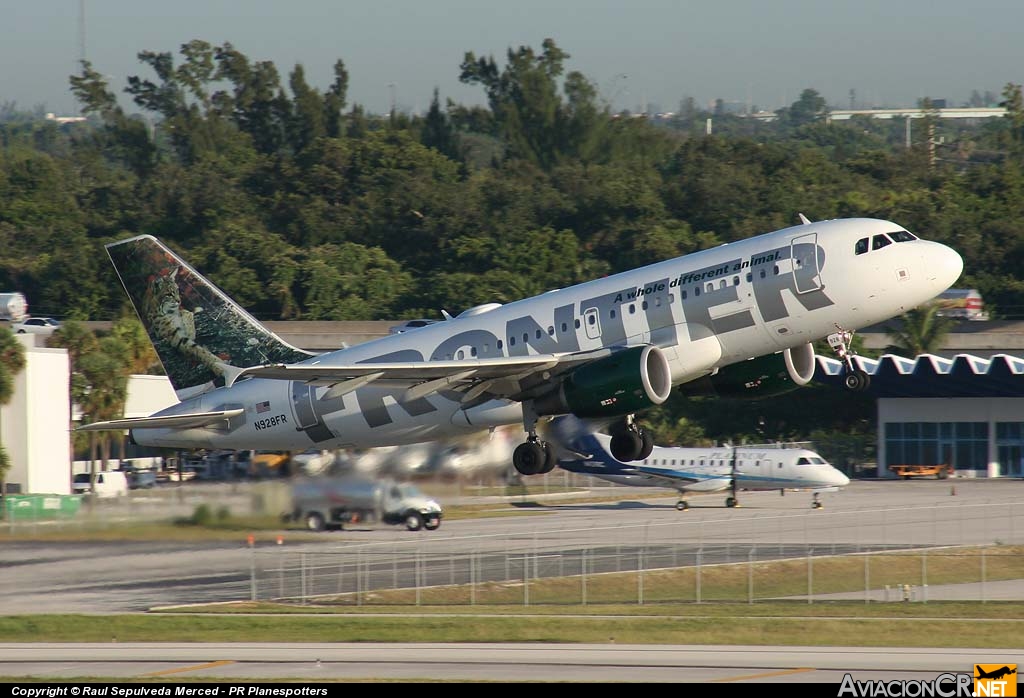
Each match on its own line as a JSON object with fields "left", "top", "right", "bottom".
{"left": 106, "top": 235, "right": 314, "bottom": 399}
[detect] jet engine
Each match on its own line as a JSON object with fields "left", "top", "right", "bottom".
{"left": 677, "top": 343, "right": 817, "bottom": 399}
{"left": 534, "top": 344, "right": 672, "bottom": 418}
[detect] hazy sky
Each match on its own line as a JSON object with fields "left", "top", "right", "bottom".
{"left": 2, "top": 0, "right": 1022, "bottom": 117}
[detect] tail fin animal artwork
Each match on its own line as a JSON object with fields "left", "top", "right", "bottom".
{"left": 106, "top": 235, "right": 314, "bottom": 400}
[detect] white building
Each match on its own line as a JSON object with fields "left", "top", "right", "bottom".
{"left": 0, "top": 336, "right": 71, "bottom": 494}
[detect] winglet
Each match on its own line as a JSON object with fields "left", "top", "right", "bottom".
{"left": 798, "top": 213, "right": 812, "bottom": 225}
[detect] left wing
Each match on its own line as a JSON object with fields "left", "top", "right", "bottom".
{"left": 233, "top": 349, "right": 618, "bottom": 403}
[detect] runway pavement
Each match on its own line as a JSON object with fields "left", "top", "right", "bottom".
{"left": 1, "top": 479, "right": 1022, "bottom": 614}
{"left": 2, "top": 642, "right": 1021, "bottom": 683}
{"left": 1, "top": 478, "right": 1022, "bottom": 683}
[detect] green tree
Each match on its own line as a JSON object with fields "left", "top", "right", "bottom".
{"left": 884, "top": 304, "right": 955, "bottom": 357}
{"left": 75, "top": 335, "right": 131, "bottom": 479}
{"left": 999, "top": 83, "right": 1024, "bottom": 155}
{"left": 460, "top": 39, "right": 606, "bottom": 169}
{"left": 0, "top": 327, "right": 26, "bottom": 495}
{"left": 419, "top": 88, "right": 460, "bottom": 162}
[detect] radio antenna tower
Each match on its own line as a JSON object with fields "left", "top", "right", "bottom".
{"left": 78, "top": 0, "right": 86, "bottom": 67}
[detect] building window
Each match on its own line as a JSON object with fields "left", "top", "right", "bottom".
{"left": 885, "top": 421, "right": 987, "bottom": 472}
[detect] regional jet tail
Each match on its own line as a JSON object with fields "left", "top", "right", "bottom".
{"left": 80, "top": 217, "right": 962, "bottom": 476}
{"left": 548, "top": 415, "right": 850, "bottom": 510}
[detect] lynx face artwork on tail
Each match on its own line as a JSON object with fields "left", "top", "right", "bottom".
{"left": 107, "top": 237, "right": 313, "bottom": 399}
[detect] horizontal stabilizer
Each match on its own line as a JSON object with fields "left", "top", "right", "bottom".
{"left": 76, "top": 408, "right": 245, "bottom": 432}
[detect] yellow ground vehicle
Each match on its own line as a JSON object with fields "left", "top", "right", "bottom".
{"left": 888, "top": 464, "right": 952, "bottom": 479}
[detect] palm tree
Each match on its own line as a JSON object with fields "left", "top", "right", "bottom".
{"left": 0, "top": 327, "right": 27, "bottom": 496}
{"left": 884, "top": 304, "right": 955, "bottom": 358}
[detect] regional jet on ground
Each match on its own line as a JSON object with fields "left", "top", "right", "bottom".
{"left": 548, "top": 416, "right": 850, "bottom": 510}
{"left": 79, "top": 217, "right": 963, "bottom": 476}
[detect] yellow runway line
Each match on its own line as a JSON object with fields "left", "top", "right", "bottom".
{"left": 711, "top": 667, "right": 816, "bottom": 682}
{"left": 142, "top": 659, "right": 236, "bottom": 677}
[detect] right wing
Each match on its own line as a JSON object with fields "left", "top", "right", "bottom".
{"left": 76, "top": 409, "right": 245, "bottom": 432}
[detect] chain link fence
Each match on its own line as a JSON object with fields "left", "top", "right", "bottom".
{"left": 246, "top": 501, "right": 1024, "bottom": 606}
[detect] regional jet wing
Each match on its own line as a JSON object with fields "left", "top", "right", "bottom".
{"left": 233, "top": 349, "right": 618, "bottom": 402}
{"left": 76, "top": 409, "right": 245, "bottom": 432}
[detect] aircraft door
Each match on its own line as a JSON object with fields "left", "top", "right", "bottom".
{"left": 583, "top": 307, "right": 602, "bottom": 340}
{"left": 290, "top": 381, "right": 320, "bottom": 430}
{"left": 791, "top": 233, "right": 822, "bottom": 293}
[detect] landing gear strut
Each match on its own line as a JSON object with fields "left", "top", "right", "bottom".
{"left": 512, "top": 401, "right": 557, "bottom": 476}
{"left": 827, "top": 324, "right": 870, "bottom": 392}
{"left": 812, "top": 492, "right": 823, "bottom": 509}
{"left": 609, "top": 415, "right": 654, "bottom": 462}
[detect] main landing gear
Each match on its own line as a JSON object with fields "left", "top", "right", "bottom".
{"left": 608, "top": 415, "right": 654, "bottom": 462}
{"left": 827, "top": 325, "right": 871, "bottom": 392}
{"left": 511, "top": 409, "right": 654, "bottom": 477}
{"left": 512, "top": 402, "right": 557, "bottom": 476}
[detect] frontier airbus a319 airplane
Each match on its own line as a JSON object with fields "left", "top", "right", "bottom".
{"left": 80, "top": 216, "right": 963, "bottom": 476}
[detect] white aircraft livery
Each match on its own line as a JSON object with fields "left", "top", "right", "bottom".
{"left": 548, "top": 416, "right": 850, "bottom": 510}
{"left": 80, "top": 216, "right": 963, "bottom": 477}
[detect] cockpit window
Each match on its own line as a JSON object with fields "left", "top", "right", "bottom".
{"left": 855, "top": 238, "right": 869, "bottom": 255}
{"left": 872, "top": 234, "right": 892, "bottom": 250}
{"left": 797, "top": 457, "right": 810, "bottom": 465}
{"left": 889, "top": 230, "right": 918, "bottom": 242}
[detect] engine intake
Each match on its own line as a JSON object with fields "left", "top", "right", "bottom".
{"left": 678, "top": 343, "right": 816, "bottom": 399}
{"left": 535, "top": 345, "right": 672, "bottom": 418}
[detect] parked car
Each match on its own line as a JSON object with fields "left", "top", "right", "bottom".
{"left": 119, "top": 465, "right": 158, "bottom": 489}
{"left": 11, "top": 317, "right": 61, "bottom": 335}
{"left": 72, "top": 471, "right": 129, "bottom": 498}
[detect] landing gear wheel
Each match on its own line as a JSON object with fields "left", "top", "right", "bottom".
{"left": 513, "top": 441, "right": 546, "bottom": 476}
{"left": 424, "top": 518, "right": 441, "bottom": 530}
{"left": 538, "top": 441, "right": 557, "bottom": 474}
{"left": 405, "top": 512, "right": 424, "bottom": 531}
{"left": 638, "top": 430, "right": 654, "bottom": 460}
{"left": 725, "top": 497, "right": 738, "bottom": 508}
{"left": 675, "top": 500, "right": 689, "bottom": 511}
{"left": 610, "top": 431, "right": 642, "bottom": 462}
{"left": 843, "top": 369, "right": 871, "bottom": 392}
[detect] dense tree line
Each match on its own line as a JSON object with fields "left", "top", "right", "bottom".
{"left": 2, "top": 39, "right": 1023, "bottom": 460}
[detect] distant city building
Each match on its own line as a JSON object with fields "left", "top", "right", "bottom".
{"left": 44, "top": 113, "right": 87, "bottom": 125}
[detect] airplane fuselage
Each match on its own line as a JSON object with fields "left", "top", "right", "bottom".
{"left": 133, "top": 218, "right": 962, "bottom": 451}
{"left": 562, "top": 440, "right": 851, "bottom": 492}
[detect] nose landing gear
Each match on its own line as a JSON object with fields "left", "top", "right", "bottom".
{"left": 827, "top": 325, "right": 871, "bottom": 392}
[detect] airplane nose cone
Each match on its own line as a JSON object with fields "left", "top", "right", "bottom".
{"left": 932, "top": 243, "right": 964, "bottom": 291}
{"left": 834, "top": 471, "right": 851, "bottom": 487}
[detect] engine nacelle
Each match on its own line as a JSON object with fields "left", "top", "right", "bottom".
{"left": 678, "top": 343, "right": 816, "bottom": 399}
{"left": 534, "top": 345, "right": 672, "bottom": 418}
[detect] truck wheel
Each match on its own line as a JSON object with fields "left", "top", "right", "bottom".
{"left": 305, "top": 512, "right": 325, "bottom": 532}
{"left": 424, "top": 518, "right": 440, "bottom": 530}
{"left": 405, "top": 513, "right": 423, "bottom": 531}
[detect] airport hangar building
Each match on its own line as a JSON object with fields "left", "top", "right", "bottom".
{"left": 816, "top": 352, "right": 1024, "bottom": 478}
